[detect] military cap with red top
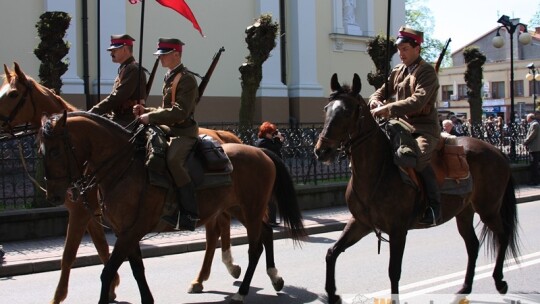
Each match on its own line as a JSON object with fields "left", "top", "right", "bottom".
{"left": 153, "top": 38, "right": 185, "bottom": 55}
{"left": 107, "top": 34, "right": 135, "bottom": 51}
{"left": 396, "top": 26, "right": 424, "bottom": 46}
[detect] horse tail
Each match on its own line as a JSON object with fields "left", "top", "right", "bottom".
{"left": 479, "top": 176, "right": 521, "bottom": 262}
{"left": 261, "top": 149, "right": 307, "bottom": 243}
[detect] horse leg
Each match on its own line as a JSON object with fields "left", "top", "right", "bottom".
{"left": 189, "top": 218, "right": 220, "bottom": 293}
{"left": 86, "top": 216, "right": 120, "bottom": 301}
{"left": 388, "top": 230, "right": 407, "bottom": 299}
{"left": 326, "top": 217, "right": 371, "bottom": 304}
{"left": 51, "top": 203, "right": 92, "bottom": 304}
{"left": 128, "top": 245, "right": 154, "bottom": 304}
{"left": 230, "top": 230, "right": 265, "bottom": 303}
{"left": 481, "top": 214, "right": 511, "bottom": 294}
{"left": 218, "top": 213, "right": 241, "bottom": 279}
{"left": 455, "top": 206, "right": 479, "bottom": 294}
{"left": 262, "top": 221, "right": 284, "bottom": 292}
{"left": 99, "top": 236, "right": 143, "bottom": 304}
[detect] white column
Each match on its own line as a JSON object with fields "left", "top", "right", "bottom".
{"left": 332, "top": 0, "right": 345, "bottom": 34}
{"left": 95, "top": 1, "right": 127, "bottom": 94}
{"left": 256, "top": 0, "right": 288, "bottom": 97}
{"left": 44, "top": 0, "right": 83, "bottom": 94}
{"left": 286, "top": 0, "right": 323, "bottom": 97}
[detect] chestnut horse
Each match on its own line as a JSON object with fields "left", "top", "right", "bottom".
{"left": 0, "top": 62, "right": 244, "bottom": 303}
{"left": 38, "top": 111, "right": 305, "bottom": 303}
{"left": 314, "top": 74, "right": 520, "bottom": 303}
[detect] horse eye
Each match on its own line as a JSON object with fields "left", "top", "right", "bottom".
{"left": 8, "top": 90, "right": 19, "bottom": 99}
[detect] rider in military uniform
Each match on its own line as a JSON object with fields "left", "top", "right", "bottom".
{"left": 89, "top": 34, "right": 147, "bottom": 127}
{"left": 133, "top": 38, "right": 199, "bottom": 231}
{"left": 369, "top": 26, "right": 441, "bottom": 226}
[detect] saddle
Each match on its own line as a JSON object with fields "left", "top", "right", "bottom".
{"left": 135, "top": 125, "right": 233, "bottom": 191}
{"left": 400, "top": 135, "right": 472, "bottom": 196}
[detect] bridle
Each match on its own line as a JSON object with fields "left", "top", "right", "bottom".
{"left": 41, "top": 114, "right": 138, "bottom": 206}
{"left": 0, "top": 79, "right": 36, "bottom": 136}
{"left": 320, "top": 91, "right": 379, "bottom": 157}
{"left": 41, "top": 117, "right": 85, "bottom": 199}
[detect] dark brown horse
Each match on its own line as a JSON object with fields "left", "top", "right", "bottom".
{"left": 314, "top": 74, "right": 520, "bottom": 303}
{"left": 38, "top": 111, "right": 305, "bottom": 304}
{"left": 0, "top": 62, "right": 245, "bottom": 303}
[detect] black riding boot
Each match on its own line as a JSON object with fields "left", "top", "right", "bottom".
{"left": 418, "top": 165, "right": 441, "bottom": 226}
{"left": 162, "top": 182, "right": 199, "bottom": 231}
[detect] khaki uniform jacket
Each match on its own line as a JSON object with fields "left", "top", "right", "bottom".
{"left": 368, "top": 57, "right": 441, "bottom": 138}
{"left": 146, "top": 64, "right": 199, "bottom": 138}
{"left": 524, "top": 120, "right": 540, "bottom": 152}
{"left": 89, "top": 56, "right": 147, "bottom": 125}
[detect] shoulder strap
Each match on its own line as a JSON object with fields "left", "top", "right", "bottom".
{"left": 170, "top": 73, "right": 183, "bottom": 106}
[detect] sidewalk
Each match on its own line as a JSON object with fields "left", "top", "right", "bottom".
{"left": 1, "top": 185, "right": 539, "bottom": 278}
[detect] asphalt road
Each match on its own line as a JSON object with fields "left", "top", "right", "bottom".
{"left": 1, "top": 201, "right": 539, "bottom": 304}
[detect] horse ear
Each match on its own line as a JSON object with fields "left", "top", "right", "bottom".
{"left": 4, "top": 64, "right": 11, "bottom": 82}
{"left": 41, "top": 113, "right": 49, "bottom": 127}
{"left": 13, "top": 62, "right": 28, "bottom": 83}
{"left": 352, "top": 73, "right": 361, "bottom": 96}
{"left": 330, "top": 73, "right": 342, "bottom": 92}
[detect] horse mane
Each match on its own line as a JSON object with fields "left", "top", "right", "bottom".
{"left": 42, "top": 112, "right": 131, "bottom": 139}
{"left": 29, "top": 77, "right": 79, "bottom": 112}
{"left": 4, "top": 70, "right": 79, "bottom": 112}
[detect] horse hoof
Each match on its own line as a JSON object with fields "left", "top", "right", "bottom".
{"left": 328, "top": 294, "right": 342, "bottom": 304}
{"left": 229, "top": 265, "right": 241, "bottom": 279}
{"left": 188, "top": 282, "right": 204, "bottom": 294}
{"left": 272, "top": 277, "right": 284, "bottom": 291}
{"left": 230, "top": 292, "right": 244, "bottom": 303}
{"left": 456, "top": 284, "right": 472, "bottom": 294}
{"left": 108, "top": 291, "right": 117, "bottom": 302}
{"left": 496, "top": 280, "right": 508, "bottom": 294}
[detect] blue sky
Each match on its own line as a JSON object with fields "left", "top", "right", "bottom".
{"left": 425, "top": 0, "right": 538, "bottom": 50}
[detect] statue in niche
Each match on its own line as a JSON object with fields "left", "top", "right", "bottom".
{"left": 343, "top": 0, "right": 362, "bottom": 35}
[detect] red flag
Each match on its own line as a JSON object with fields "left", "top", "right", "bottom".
{"left": 156, "top": 0, "right": 204, "bottom": 36}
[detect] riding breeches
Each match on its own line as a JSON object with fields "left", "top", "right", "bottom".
{"left": 414, "top": 133, "right": 439, "bottom": 171}
{"left": 167, "top": 135, "right": 198, "bottom": 187}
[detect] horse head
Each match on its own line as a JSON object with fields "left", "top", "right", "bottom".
{"left": 315, "top": 73, "right": 373, "bottom": 163}
{"left": 39, "top": 110, "right": 86, "bottom": 204}
{"left": 0, "top": 62, "right": 34, "bottom": 132}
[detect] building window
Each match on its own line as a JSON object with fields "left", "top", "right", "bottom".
{"left": 441, "top": 85, "right": 453, "bottom": 101}
{"left": 491, "top": 81, "right": 505, "bottom": 99}
{"left": 513, "top": 80, "right": 524, "bottom": 97}
{"left": 529, "top": 81, "right": 540, "bottom": 96}
{"left": 458, "top": 84, "right": 467, "bottom": 100}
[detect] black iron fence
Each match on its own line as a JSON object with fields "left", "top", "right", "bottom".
{"left": 0, "top": 122, "right": 531, "bottom": 211}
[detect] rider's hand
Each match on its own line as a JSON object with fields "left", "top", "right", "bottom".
{"left": 370, "top": 104, "right": 390, "bottom": 119}
{"left": 138, "top": 114, "right": 150, "bottom": 125}
{"left": 369, "top": 100, "right": 384, "bottom": 109}
{"left": 133, "top": 104, "right": 145, "bottom": 117}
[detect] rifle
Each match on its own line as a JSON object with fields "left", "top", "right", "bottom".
{"left": 197, "top": 46, "right": 225, "bottom": 103}
{"left": 145, "top": 57, "right": 160, "bottom": 100}
{"left": 435, "top": 38, "right": 451, "bottom": 74}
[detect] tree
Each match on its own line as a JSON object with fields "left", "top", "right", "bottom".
{"left": 406, "top": 0, "right": 451, "bottom": 67}
{"left": 34, "top": 11, "right": 71, "bottom": 94}
{"left": 530, "top": 3, "right": 540, "bottom": 27}
{"left": 463, "top": 46, "right": 486, "bottom": 128}
{"left": 366, "top": 35, "right": 397, "bottom": 90}
{"left": 238, "top": 14, "right": 278, "bottom": 130}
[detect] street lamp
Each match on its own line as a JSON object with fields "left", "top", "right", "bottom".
{"left": 492, "top": 15, "right": 531, "bottom": 160}
{"left": 526, "top": 63, "right": 540, "bottom": 112}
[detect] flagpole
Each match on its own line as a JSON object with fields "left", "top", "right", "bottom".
{"left": 385, "top": 0, "right": 392, "bottom": 99}
{"left": 138, "top": 0, "right": 146, "bottom": 102}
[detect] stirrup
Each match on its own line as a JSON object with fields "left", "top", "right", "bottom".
{"left": 419, "top": 206, "right": 438, "bottom": 227}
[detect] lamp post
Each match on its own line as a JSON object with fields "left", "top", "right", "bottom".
{"left": 526, "top": 63, "right": 540, "bottom": 113}
{"left": 492, "top": 15, "right": 532, "bottom": 160}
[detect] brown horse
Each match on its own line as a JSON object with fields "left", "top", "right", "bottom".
{"left": 314, "top": 74, "right": 520, "bottom": 303}
{"left": 0, "top": 62, "right": 244, "bottom": 303}
{"left": 38, "top": 110, "right": 305, "bottom": 304}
